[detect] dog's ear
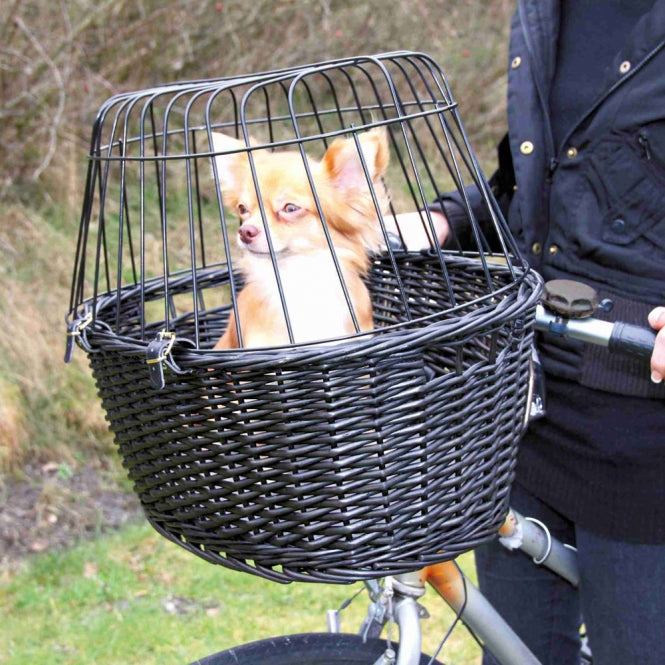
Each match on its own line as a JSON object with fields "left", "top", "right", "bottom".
{"left": 210, "top": 132, "right": 251, "bottom": 194}
{"left": 322, "top": 127, "right": 389, "bottom": 191}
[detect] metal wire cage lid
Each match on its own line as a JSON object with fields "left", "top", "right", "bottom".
{"left": 66, "top": 51, "right": 542, "bottom": 583}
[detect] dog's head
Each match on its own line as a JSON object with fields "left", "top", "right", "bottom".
{"left": 211, "top": 128, "right": 389, "bottom": 271}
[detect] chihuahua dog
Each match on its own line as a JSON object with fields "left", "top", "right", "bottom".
{"left": 211, "top": 128, "right": 389, "bottom": 349}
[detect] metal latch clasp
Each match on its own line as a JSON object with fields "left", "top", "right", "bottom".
{"left": 146, "top": 330, "right": 176, "bottom": 389}
{"left": 64, "top": 312, "right": 93, "bottom": 363}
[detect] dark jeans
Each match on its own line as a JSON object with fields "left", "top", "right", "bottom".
{"left": 475, "top": 482, "right": 665, "bottom": 665}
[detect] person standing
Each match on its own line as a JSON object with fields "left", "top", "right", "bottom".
{"left": 400, "top": 2, "right": 665, "bottom": 663}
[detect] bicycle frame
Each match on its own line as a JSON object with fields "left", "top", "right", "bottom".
{"left": 350, "top": 508, "right": 580, "bottom": 665}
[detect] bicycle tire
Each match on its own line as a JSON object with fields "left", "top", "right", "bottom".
{"left": 188, "top": 632, "right": 444, "bottom": 665}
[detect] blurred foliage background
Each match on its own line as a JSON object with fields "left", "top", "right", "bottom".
{"left": 1, "top": 0, "right": 513, "bottom": 206}
{"left": 1, "top": 3, "right": 515, "bottom": 663}
{"left": 0, "top": 0, "right": 514, "bottom": 552}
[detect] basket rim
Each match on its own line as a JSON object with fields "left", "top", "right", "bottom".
{"left": 68, "top": 253, "right": 539, "bottom": 344}
{"left": 75, "top": 263, "right": 542, "bottom": 371}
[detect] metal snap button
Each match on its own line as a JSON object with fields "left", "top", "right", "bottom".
{"left": 520, "top": 141, "right": 534, "bottom": 155}
{"left": 611, "top": 218, "right": 627, "bottom": 234}
{"left": 548, "top": 244, "right": 559, "bottom": 256}
{"left": 566, "top": 147, "right": 578, "bottom": 159}
{"left": 532, "top": 242, "right": 542, "bottom": 255}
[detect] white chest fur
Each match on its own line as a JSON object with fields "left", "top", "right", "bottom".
{"left": 243, "top": 252, "right": 358, "bottom": 344}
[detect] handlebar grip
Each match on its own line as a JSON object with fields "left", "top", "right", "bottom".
{"left": 608, "top": 322, "right": 657, "bottom": 359}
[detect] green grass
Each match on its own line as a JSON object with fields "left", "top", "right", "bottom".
{"left": 1, "top": 522, "right": 482, "bottom": 665}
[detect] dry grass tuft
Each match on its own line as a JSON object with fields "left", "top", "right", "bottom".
{"left": 0, "top": 205, "right": 111, "bottom": 471}
{"left": 0, "top": 380, "right": 27, "bottom": 472}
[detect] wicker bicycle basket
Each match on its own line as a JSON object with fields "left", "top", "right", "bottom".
{"left": 66, "top": 52, "right": 542, "bottom": 583}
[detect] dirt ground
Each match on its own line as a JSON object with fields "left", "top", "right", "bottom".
{"left": 0, "top": 462, "right": 142, "bottom": 570}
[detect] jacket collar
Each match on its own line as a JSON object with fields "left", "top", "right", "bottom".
{"left": 517, "top": 0, "right": 560, "bottom": 95}
{"left": 517, "top": 0, "right": 665, "bottom": 155}
{"left": 515, "top": 0, "right": 560, "bottom": 158}
{"left": 602, "top": 0, "right": 665, "bottom": 90}
{"left": 518, "top": 0, "right": 665, "bottom": 94}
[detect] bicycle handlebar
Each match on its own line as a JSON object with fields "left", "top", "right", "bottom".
{"left": 534, "top": 304, "right": 656, "bottom": 359}
{"left": 608, "top": 321, "right": 658, "bottom": 359}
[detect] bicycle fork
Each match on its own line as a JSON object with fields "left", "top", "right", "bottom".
{"left": 357, "top": 564, "right": 537, "bottom": 665}
{"left": 352, "top": 573, "right": 426, "bottom": 665}
{"left": 345, "top": 510, "right": 579, "bottom": 665}
{"left": 423, "top": 510, "right": 580, "bottom": 665}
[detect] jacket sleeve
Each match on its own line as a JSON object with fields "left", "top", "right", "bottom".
{"left": 429, "top": 133, "right": 515, "bottom": 251}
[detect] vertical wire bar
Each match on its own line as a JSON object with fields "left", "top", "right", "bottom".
{"left": 436, "top": 108, "right": 496, "bottom": 291}
{"left": 407, "top": 56, "right": 481, "bottom": 185}
{"left": 93, "top": 98, "right": 132, "bottom": 332}
{"left": 300, "top": 61, "right": 403, "bottom": 330}
{"left": 339, "top": 66, "right": 370, "bottom": 126}
{"left": 206, "top": 88, "right": 244, "bottom": 347}
{"left": 191, "top": 125, "right": 210, "bottom": 341}
{"left": 114, "top": 136, "right": 127, "bottom": 333}
{"left": 159, "top": 101, "right": 172, "bottom": 333}
{"left": 383, "top": 60, "right": 459, "bottom": 308}
{"left": 287, "top": 73, "right": 361, "bottom": 334}
{"left": 69, "top": 136, "right": 99, "bottom": 317}
{"left": 115, "top": 99, "right": 140, "bottom": 332}
{"left": 262, "top": 85, "right": 275, "bottom": 145}
{"left": 149, "top": 101, "right": 168, "bottom": 336}
{"left": 449, "top": 108, "right": 522, "bottom": 275}
{"left": 391, "top": 59, "right": 453, "bottom": 207}
{"left": 230, "top": 88, "right": 240, "bottom": 138}
{"left": 135, "top": 93, "right": 165, "bottom": 340}
{"left": 390, "top": 56, "right": 465, "bottom": 232}
{"left": 319, "top": 71, "right": 348, "bottom": 139}
{"left": 157, "top": 86, "right": 208, "bottom": 335}
{"left": 97, "top": 154, "right": 110, "bottom": 307}
{"left": 138, "top": 102, "right": 148, "bottom": 341}
{"left": 299, "top": 77, "right": 329, "bottom": 146}
{"left": 122, "top": 162, "right": 137, "bottom": 285}
{"left": 240, "top": 81, "right": 296, "bottom": 344}
{"left": 117, "top": 103, "right": 139, "bottom": 291}
{"left": 348, "top": 60, "right": 441, "bottom": 254}
{"left": 341, "top": 62, "right": 415, "bottom": 321}
{"left": 191, "top": 129, "right": 206, "bottom": 269}
{"left": 357, "top": 56, "right": 458, "bottom": 308}
{"left": 393, "top": 127, "right": 458, "bottom": 310}
{"left": 396, "top": 56, "right": 470, "bottom": 252}
{"left": 85, "top": 98, "right": 125, "bottom": 323}
{"left": 410, "top": 53, "right": 524, "bottom": 274}
{"left": 353, "top": 128, "right": 418, "bottom": 324}
{"left": 183, "top": 91, "right": 202, "bottom": 348}
{"left": 402, "top": 54, "right": 487, "bottom": 235}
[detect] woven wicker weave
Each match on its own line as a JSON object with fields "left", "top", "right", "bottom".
{"left": 80, "top": 254, "right": 540, "bottom": 582}
{"left": 67, "top": 52, "right": 542, "bottom": 583}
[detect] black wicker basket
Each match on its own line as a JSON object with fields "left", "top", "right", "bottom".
{"left": 66, "top": 52, "right": 542, "bottom": 583}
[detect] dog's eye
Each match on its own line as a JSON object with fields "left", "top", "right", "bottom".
{"left": 238, "top": 203, "right": 250, "bottom": 216}
{"left": 282, "top": 203, "right": 300, "bottom": 214}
